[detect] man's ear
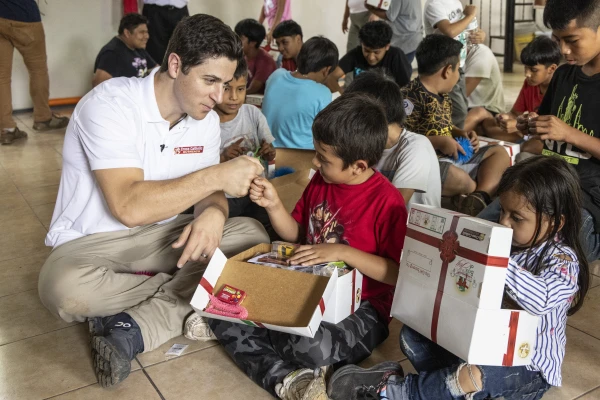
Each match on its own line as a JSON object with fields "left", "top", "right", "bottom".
{"left": 166, "top": 53, "right": 182, "bottom": 79}
{"left": 352, "top": 160, "right": 369, "bottom": 175}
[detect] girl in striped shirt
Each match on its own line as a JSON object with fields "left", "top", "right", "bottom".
{"left": 327, "top": 155, "right": 591, "bottom": 400}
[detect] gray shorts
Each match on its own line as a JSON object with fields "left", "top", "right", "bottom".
{"left": 439, "top": 145, "right": 493, "bottom": 183}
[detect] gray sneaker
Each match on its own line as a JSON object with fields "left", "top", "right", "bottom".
{"left": 276, "top": 368, "right": 328, "bottom": 400}
{"left": 183, "top": 312, "right": 217, "bottom": 341}
{"left": 32, "top": 114, "right": 69, "bottom": 131}
{"left": 327, "top": 362, "right": 403, "bottom": 400}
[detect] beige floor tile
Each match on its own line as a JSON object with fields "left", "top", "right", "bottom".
{"left": 592, "top": 274, "right": 600, "bottom": 289}
{"left": 20, "top": 184, "right": 60, "bottom": 207}
{"left": 591, "top": 260, "right": 600, "bottom": 277}
{"left": 579, "top": 386, "right": 600, "bottom": 399}
{"left": 0, "top": 207, "right": 49, "bottom": 262}
{"left": 0, "top": 151, "right": 62, "bottom": 175}
{"left": 0, "top": 190, "right": 30, "bottom": 220}
{"left": 0, "top": 289, "right": 76, "bottom": 345}
{"left": 48, "top": 370, "right": 161, "bottom": 400}
{"left": 136, "top": 335, "right": 219, "bottom": 368}
{"left": 0, "top": 324, "right": 139, "bottom": 400}
{"left": 359, "top": 319, "right": 406, "bottom": 368}
{"left": 0, "top": 172, "right": 18, "bottom": 194}
{"left": 32, "top": 203, "right": 56, "bottom": 230}
{"left": 567, "top": 286, "right": 600, "bottom": 340}
{"left": 146, "top": 345, "right": 272, "bottom": 400}
{"left": 9, "top": 167, "right": 62, "bottom": 191}
{"left": 0, "top": 251, "right": 51, "bottom": 297}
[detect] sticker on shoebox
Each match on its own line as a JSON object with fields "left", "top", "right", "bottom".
{"left": 165, "top": 343, "right": 189, "bottom": 357}
{"left": 460, "top": 228, "right": 486, "bottom": 241}
{"left": 408, "top": 208, "right": 446, "bottom": 234}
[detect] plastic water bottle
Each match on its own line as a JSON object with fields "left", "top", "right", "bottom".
{"left": 466, "top": 17, "right": 479, "bottom": 49}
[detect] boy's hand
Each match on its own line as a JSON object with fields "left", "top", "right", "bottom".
{"left": 464, "top": 5, "right": 477, "bottom": 16}
{"left": 222, "top": 138, "right": 245, "bottom": 161}
{"left": 249, "top": 177, "right": 280, "bottom": 209}
{"left": 288, "top": 244, "right": 344, "bottom": 266}
{"left": 527, "top": 115, "right": 575, "bottom": 143}
{"left": 256, "top": 140, "right": 276, "bottom": 161}
{"left": 469, "top": 29, "right": 486, "bottom": 45}
{"left": 497, "top": 114, "right": 517, "bottom": 133}
{"left": 439, "top": 136, "right": 467, "bottom": 160}
{"left": 516, "top": 112, "right": 538, "bottom": 137}
{"left": 467, "top": 130, "right": 480, "bottom": 151}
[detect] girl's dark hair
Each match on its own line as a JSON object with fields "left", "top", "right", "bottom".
{"left": 520, "top": 36, "right": 561, "bottom": 67}
{"left": 497, "top": 155, "right": 590, "bottom": 315}
{"left": 159, "top": 14, "right": 243, "bottom": 73}
{"left": 296, "top": 36, "right": 339, "bottom": 75}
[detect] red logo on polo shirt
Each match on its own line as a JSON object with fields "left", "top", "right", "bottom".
{"left": 174, "top": 146, "right": 204, "bottom": 155}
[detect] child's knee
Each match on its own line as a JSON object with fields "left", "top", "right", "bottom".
{"left": 486, "top": 145, "right": 511, "bottom": 165}
{"left": 445, "top": 165, "right": 476, "bottom": 194}
{"left": 447, "top": 363, "right": 483, "bottom": 399}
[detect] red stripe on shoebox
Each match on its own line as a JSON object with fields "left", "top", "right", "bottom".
{"left": 200, "top": 277, "right": 214, "bottom": 294}
{"left": 319, "top": 298, "right": 325, "bottom": 315}
{"left": 502, "top": 311, "right": 520, "bottom": 366}
{"left": 406, "top": 229, "right": 509, "bottom": 267}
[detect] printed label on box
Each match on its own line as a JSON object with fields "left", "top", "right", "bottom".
{"left": 408, "top": 209, "right": 446, "bottom": 234}
{"left": 405, "top": 250, "right": 434, "bottom": 280}
{"left": 460, "top": 228, "right": 486, "bottom": 241}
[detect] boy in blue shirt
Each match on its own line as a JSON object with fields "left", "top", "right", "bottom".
{"left": 262, "top": 36, "right": 338, "bottom": 150}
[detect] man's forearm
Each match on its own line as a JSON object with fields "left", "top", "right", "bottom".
{"left": 194, "top": 190, "right": 228, "bottom": 219}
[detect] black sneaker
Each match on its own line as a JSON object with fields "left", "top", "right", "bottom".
{"left": 89, "top": 313, "right": 144, "bottom": 388}
{"left": 327, "top": 361, "right": 403, "bottom": 400}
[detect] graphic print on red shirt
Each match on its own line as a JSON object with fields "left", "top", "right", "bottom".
{"left": 292, "top": 171, "right": 408, "bottom": 322}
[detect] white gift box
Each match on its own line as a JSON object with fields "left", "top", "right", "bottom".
{"left": 478, "top": 136, "right": 520, "bottom": 165}
{"left": 245, "top": 94, "right": 264, "bottom": 108}
{"left": 191, "top": 244, "right": 362, "bottom": 337}
{"left": 366, "top": 0, "right": 391, "bottom": 10}
{"left": 391, "top": 205, "right": 540, "bottom": 366}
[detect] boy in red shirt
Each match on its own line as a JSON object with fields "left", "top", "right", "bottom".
{"left": 204, "top": 93, "right": 408, "bottom": 400}
{"left": 273, "top": 20, "right": 304, "bottom": 72}
{"left": 479, "top": 36, "right": 560, "bottom": 142}
{"left": 235, "top": 19, "right": 277, "bottom": 94}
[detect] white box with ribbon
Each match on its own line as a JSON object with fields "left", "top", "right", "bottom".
{"left": 391, "top": 205, "right": 540, "bottom": 366}
{"left": 478, "top": 136, "right": 521, "bottom": 165}
{"left": 366, "top": 0, "right": 391, "bottom": 10}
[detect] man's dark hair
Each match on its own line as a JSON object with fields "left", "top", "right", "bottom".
{"left": 345, "top": 70, "right": 406, "bottom": 126}
{"left": 313, "top": 92, "right": 388, "bottom": 169}
{"left": 543, "top": 0, "right": 600, "bottom": 30}
{"left": 118, "top": 13, "right": 148, "bottom": 36}
{"left": 234, "top": 18, "right": 266, "bottom": 48}
{"left": 273, "top": 20, "right": 303, "bottom": 39}
{"left": 520, "top": 36, "right": 561, "bottom": 67}
{"left": 416, "top": 34, "right": 463, "bottom": 76}
{"left": 159, "top": 14, "right": 243, "bottom": 73}
{"left": 233, "top": 57, "right": 248, "bottom": 80}
{"left": 296, "top": 36, "right": 339, "bottom": 75}
{"left": 358, "top": 21, "right": 393, "bottom": 49}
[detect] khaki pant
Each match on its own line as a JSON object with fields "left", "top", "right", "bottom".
{"left": 0, "top": 18, "right": 52, "bottom": 130}
{"left": 38, "top": 215, "right": 270, "bottom": 351}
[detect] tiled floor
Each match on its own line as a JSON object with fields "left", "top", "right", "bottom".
{"left": 1, "top": 67, "right": 599, "bottom": 399}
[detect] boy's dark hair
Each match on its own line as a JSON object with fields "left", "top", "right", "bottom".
{"left": 118, "top": 13, "right": 148, "bottom": 36}
{"left": 416, "top": 34, "right": 463, "bottom": 76}
{"left": 345, "top": 70, "right": 406, "bottom": 126}
{"left": 520, "top": 36, "right": 561, "bottom": 67}
{"left": 497, "top": 155, "right": 590, "bottom": 315}
{"left": 296, "top": 36, "right": 339, "bottom": 75}
{"left": 543, "top": 0, "right": 600, "bottom": 30}
{"left": 358, "top": 21, "right": 393, "bottom": 49}
{"left": 159, "top": 14, "right": 242, "bottom": 73}
{"left": 313, "top": 92, "right": 388, "bottom": 169}
{"left": 233, "top": 57, "right": 248, "bottom": 80}
{"left": 273, "top": 20, "right": 303, "bottom": 39}
{"left": 234, "top": 18, "right": 266, "bottom": 48}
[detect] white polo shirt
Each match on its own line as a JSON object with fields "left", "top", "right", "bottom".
{"left": 46, "top": 69, "right": 221, "bottom": 248}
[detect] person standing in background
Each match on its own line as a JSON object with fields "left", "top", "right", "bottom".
{"left": 0, "top": 0, "right": 69, "bottom": 145}
{"left": 259, "top": 0, "right": 292, "bottom": 46}
{"left": 142, "top": 0, "right": 189, "bottom": 64}
{"left": 342, "top": 0, "right": 369, "bottom": 54}
{"left": 365, "top": 0, "right": 423, "bottom": 64}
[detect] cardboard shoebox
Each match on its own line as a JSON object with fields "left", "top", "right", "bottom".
{"left": 478, "top": 136, "right": 520, "bottom": 165}
{"left": 391, "top": 204, "right": 540, "bottom": 366}
{"left": 366, "top": 0, "right": 391, "bottom": 10}
{"left": 190, "top": 243, "right": 362, "bottom": 337}
{"left": 245, "top": 94, "right": 264, "bottom": 108}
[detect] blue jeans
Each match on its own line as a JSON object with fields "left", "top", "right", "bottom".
{"left": 384, "top": 326, "right": 551, "bottom": 400}
{"left": 478, "top": 198, "right": 600, "bottom": 262}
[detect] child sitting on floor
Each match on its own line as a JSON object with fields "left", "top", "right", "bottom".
{"left": 328, "top": 155, "right": 590, "bottom": 400}
{"left": 235, "top": 18, "right": 277, "bottom": 94}
{"left": 401, "top": 34, "right": 510, "bottom": 216}
{"left": 213, "top": 58, "right": 277, "bottom": 239}
{"left": 193, "top": 93, "right": 408, "bottom": 400}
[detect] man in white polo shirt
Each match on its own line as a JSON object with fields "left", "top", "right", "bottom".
{"left": 38, "top": 14, "right": 269, "bottom": 388}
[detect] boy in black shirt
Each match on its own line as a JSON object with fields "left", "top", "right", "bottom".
{"left": 325, "top": 21, "right": 411, "bottom": 93}
{"left": 93, "top": 13, "right": 156, "bottom": 87}
{"left": 515, "top": 0, "right": 600, "bottom": 261}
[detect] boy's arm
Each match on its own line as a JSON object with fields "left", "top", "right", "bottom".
{"left": 364, "top": 4, "right": 389, "bottom": 20}
{"left": 529, "top": 117, "right": 600, "bottom": 160}
{"left": 325, "top": 66, "right": 347, "bottom": 93}
{"left": 433, "top": 5, "right": 477, "bottom": 38}
{"left": 247, "top": 79, "right": 265, "bottom": 95}
{"left": 465, "top": 77, "right": 482, "bottom": 97}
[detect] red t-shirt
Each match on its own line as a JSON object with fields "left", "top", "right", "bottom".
{"left": 291, "top": 171, "right": 408, "bottom": 323}
{"left": 281, "top": 58, "right": 297, "bottom": 72}
{"left": 247, "top": 49, "right": 277, "bottom": 94}
{"left": 513, "top": 79, "right": 545, "bottom": 114}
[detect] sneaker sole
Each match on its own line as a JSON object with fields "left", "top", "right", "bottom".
{"left": 327, "top": 362, "right": 403, "bottom": 399}
{"left": 459, "top": 195, "right": 487, "bottom": 217}
{"left": 92, "top": 336, "right": 132, "bottom": 388}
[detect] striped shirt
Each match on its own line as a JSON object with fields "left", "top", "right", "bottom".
{"left": 505, "top": 240, "right": 580, "bottom": 387}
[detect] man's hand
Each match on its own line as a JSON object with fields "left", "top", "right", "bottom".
{"left": 464, "top": 5, "right": 477, "bottom": 16}
{"left": 217, "top": 156, "right": 264, "bottom": 197}
{"left": 527, "top": 115, "right": 576, "bottom": 143}
{"left": 256, "top": 140, "right": 276, "bottom": 161}
{"left": 222, "top": 138, "right": 246, "bottom": 161}
{"left": 172, "top": 207, "right": 226, "bottom": 268}
{"left": 342, "top": 18, "right": 349, "bottom": 33}
{"left": 288, "top": 244, "right": 344, "bottom": 266}
{"left": 439, "top": 136, "right": 467, "bottom": 160}
{"left": 249, "top": 177, "right": 280, "bottom": 209}
{"left": 467, "top": 130, "right": 480, "bottom": 152}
